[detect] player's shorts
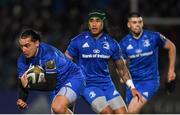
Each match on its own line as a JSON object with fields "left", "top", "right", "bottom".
{"left": 126, "top": 79, "right": 160, "bottom": 104}
{"left": 50, "top": 75, "right": 85, "bottom": 104}
{"left": 83, "top": 83, "right": 126, "bottom": 113}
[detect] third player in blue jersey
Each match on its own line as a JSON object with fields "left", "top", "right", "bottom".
{"left": 119, "top": 12, "right": 176, "bottom": 113}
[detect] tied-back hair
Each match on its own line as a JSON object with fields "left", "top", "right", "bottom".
{"left": 20, "top": 28, "right": 41, "bottom": 42}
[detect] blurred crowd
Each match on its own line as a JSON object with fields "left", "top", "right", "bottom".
{"left": 0, "top": 0, "right": 179, "bottom": 92}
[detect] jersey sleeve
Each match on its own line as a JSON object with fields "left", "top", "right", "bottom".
{"left": 119, "top": 40, "right": 128, "bottom": 60}
{"left": 66, "top": 36, "right": 79, "bottom": 57}
{"left": 111, "top": 40, "right": 122, "bottom": 61}
{"left": 44, "top": 49, "right": 68, "bottom": 75}
{"left": 44, "top": 51, "right": 61, "bottom": 75}
{"left": 155, "top": 32, "right": 167, "bottom": 47}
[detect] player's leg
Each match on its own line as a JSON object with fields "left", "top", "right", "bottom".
{"left": 109, "top": 96, "right": 127, "bottom": 114}
{"left": 105, "top": 84, "right": 128, "bottom": 114}
{"left": 83, "top": 86, "right": 113, "bottom": 114}
{"left": 51, "top": 87, "right": 76, "bottom": 114}
{"left": 127, "top": 80, "right": 160, "bottom": 113}
{"left": 128, "top": 95, "right": 147, "bottom": 113}
{"left": 51, "top": 77, "right": 84, "bottom": 114}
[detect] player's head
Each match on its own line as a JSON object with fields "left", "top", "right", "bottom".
{"left": 88, "top": 9, "right": 106, "bottom": 37}
{"left": 127, "top": 12, "right": 144, "bottom": 35}
{"left": 19, "top": 29, "right": 41, "bottom": 58}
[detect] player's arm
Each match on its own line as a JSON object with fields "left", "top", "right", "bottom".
{"left": 28, "top": 73, "right": 56, "bottom": 91}
{"left": 22, "top": 73, "right": 56, "bottom": 91}
{"left": 115, "top": 58, "right": 134, "bottom": 88}
{"left": 164, "top": 39, "right": 176, "bottom": 82}
{"left": 115, "top": 58, "right": 143, "bottom": 101}
{"left": 17, "top": 73, "right": 29, "bottom": 109}
{"left": 65, "top": 50, "right": 74, "bottom": 60}
{"left": 20, "top": 65, "right": 57, "bottom": 91}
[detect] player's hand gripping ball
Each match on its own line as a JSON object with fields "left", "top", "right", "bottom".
{"left": 26, "top": 65, "right": 46, "bottom": 84}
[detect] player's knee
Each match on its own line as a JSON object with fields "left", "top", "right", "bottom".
{"left": 51, "top": 102, "right": 67, "bottom": 114}
{"left": 100, "top": 106, "right": 113, "bottom": 114}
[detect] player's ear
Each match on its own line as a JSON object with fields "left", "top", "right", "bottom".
{"left": 142, "top": 21, "right": 144, "bottom": 27}
{"left": 127, "top": 22, "right": 130, "bottom": 29}
{"left": 35, "top": 40, "right": 40, "bottom": 47}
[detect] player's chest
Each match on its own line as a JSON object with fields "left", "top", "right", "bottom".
{"left": 79, "top": 40, "right": 112, "bottom": 59}
{"left": 26, "top": 57, "right": 48, "bottom": 69}
{"left": 125, "top": 38, "right": 155, "bottom": 55}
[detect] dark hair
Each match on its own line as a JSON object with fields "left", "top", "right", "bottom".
{"left": 20, "top": 29, "right": 41, "bottom": 42}
{"left": 127, "top": 12, "right": 142, "bottom": 20}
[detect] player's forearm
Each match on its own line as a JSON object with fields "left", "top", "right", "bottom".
{"left": 168, "top": 42, "right": 176, "bottom": 72}
{"left": 116, "top": 59, "right": 132, "bottom": 82}
{"left": 116, "top": 59, "right": 135, "bottom": 89}
{"left": 18, "top": 79, "right": 29, "bottom": 101}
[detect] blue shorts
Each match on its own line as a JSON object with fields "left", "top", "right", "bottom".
{"left": 83, "top": 83, "right": 121, "bottom": 104}
{"left": 50, "top": 74, "right": 85, "bottom": 102}
{"left": 126, "top": 79, "right": 160, "bottom": 104}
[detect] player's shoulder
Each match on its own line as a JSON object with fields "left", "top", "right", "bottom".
{"left": 18, "top": 53, "right": 26, "bottom": 63}
{"left": 71, "top": 31, "right": 89, "bottom": 42}
{"left": 144, "top": 29, "right": 160, "bottom": 36}
{"left": 120, "top": 34, "right": 131, "bottom": 43}
{"left": 40, "top": 42, "right": 60, "bottom": 57}
{"left": 103, "top": 33, "right": 118, "bottom": 44}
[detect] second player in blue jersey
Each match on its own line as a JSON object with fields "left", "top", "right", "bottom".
{"left": 65, "top": 10, "right": 142, "bottom": 114}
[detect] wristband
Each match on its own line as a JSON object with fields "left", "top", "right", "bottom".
{"left": 126, "top": 79, "right": 135, "bottom": 89}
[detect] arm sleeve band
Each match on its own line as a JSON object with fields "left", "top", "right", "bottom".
{"left": 18, "top": 79, "right": 29, "bottom": 101}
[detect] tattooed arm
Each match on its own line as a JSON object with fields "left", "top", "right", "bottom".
{"left": 115, "top": 58, "right": 135, "bottom": 88}
{"left": 115, "top": 58, "right": 142, "bottom": 100}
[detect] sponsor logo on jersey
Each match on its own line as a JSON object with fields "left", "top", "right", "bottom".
{"left": 82, "top": 54, "right": 110, "bottom": 59}
{"left": 135, "top": 49, "right": 142, "bottom": 53}
{"left": 143, "top": 39, "right": 150, "bottom": 47}
{"left": 89, "top": 91, "right": 96, "bottom": 98}
{"left": 129, "top": 51, "right": 153, "bottom": 59}
{"left": 127, "top": 44, "right": 133, "bottom": 50}
{"left": 93, "top": 49, "right": 100, "bottom": 53}
{"left": 82, "top": 42, "right": 89, "bottom": 48}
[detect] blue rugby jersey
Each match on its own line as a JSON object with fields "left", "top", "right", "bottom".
{"left": 17, "top": 42, "right": 84, "bottom": 93}
{"left": 119, "top": 30, "right": 167, "bottom": 81}
{"left": 66, "top": 31, "right": 121, "bottom": 86}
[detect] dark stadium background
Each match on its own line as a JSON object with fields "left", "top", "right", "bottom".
{"left": 0, "top": 0, "right": 179, "bottom": 113}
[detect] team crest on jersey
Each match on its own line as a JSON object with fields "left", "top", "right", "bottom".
{"left": 82, "top": 42, "right": 89, "bottom": 48}
{"left": 127, "top": 44, "right": 133, "bottom": 50}
{"left": 103, "top": 41, "right": 110, "bottom": 50}
{"left": 143, "top": 39, "right": 150, "bottom": 47}
{"left": 136, "top": 49, "right": 142, "bottom": 53}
